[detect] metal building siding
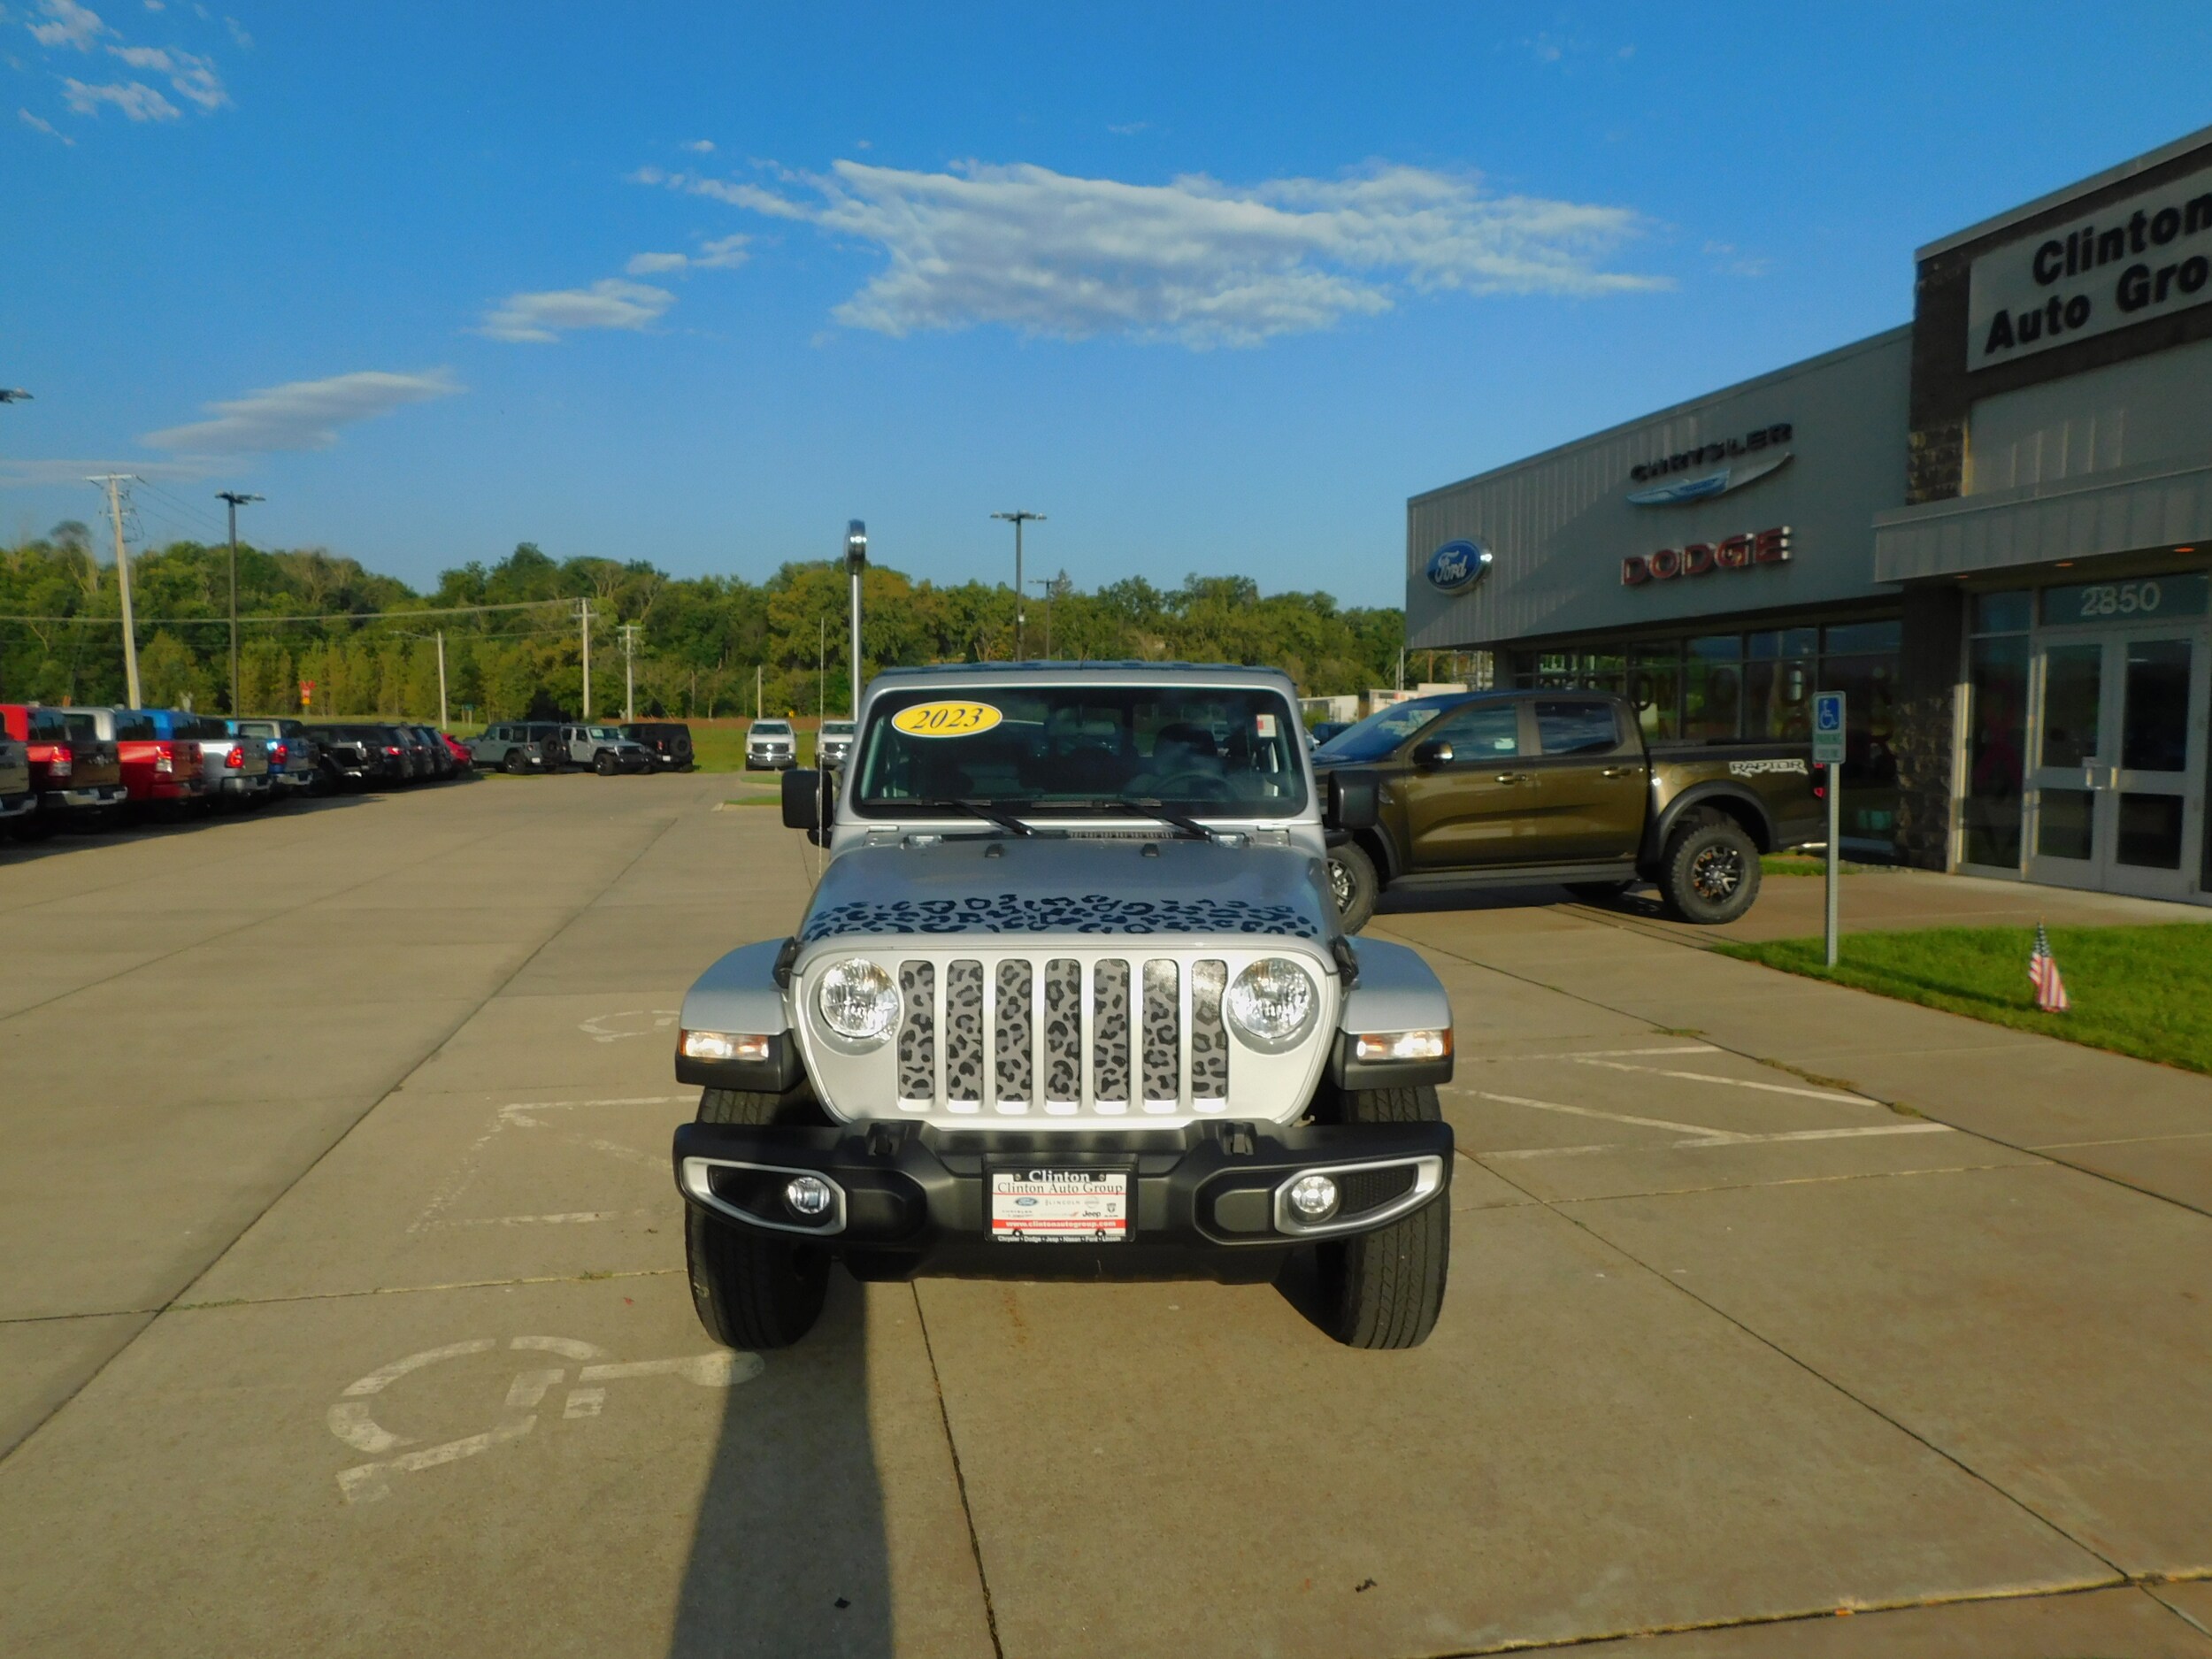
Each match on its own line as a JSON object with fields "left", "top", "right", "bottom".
{"left": 1405, "top": 327, "right": 1915, "bottom": 650}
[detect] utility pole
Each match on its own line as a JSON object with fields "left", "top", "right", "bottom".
{"left": 618, "top": 623, "right": 640, "bottom": 723}
{"left": 991, "top": 511, "right": 1044, "bottom": 659}
{"left": 89, "top": 475, "right": 142, "bottom": 707}
{"left": 578, "top": 598, "right": 592, "bottom": 721}
{"left": 216, "top": 491, "right": 263, "bottom": 714}
{"left": 845, "top": 520, "right": 867, "bottom": 717}
{"left": 435, "top": 629, "right": 449, "bottom": 730}
{"left": 755, "top": 663, "right": 763, "bottom": 720}
{"left": 817, "top": 615, "right": 826, "bottom": 722}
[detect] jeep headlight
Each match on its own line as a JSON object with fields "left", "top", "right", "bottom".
{"left": 817, "top": 957, "right": 899, "bottom": 1045}
{"left": 1225, "top": 957, "right": 1318, "bottom": 1051}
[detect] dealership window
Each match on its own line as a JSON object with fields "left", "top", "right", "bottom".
{"left": 1820, "top": 621, "right": 1901, "bottom": 856}
{"left": 1962, "top": 592, "right": 2032, "bottom": 870}
{"left": 1627, "top": 642, "right": 1681, "bottom": 741}
{"left": 1744, "top": 628, "right": 1817, "bottom": 741}
{"left": 1683, "top": 635, "right": 1743, "bottom": 741}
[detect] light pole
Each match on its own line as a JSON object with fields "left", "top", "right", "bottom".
{"left": 1027, "top": 575, "right": 1067, "bottom": 660}
{"left": 216, "top": 491, "right": 263, "bottom": 714}
{"left": 991, "top": 511, "right": 1044, "bottom": 659}
{"left": 845, "top": 520, "right": 867, "bottom": 717}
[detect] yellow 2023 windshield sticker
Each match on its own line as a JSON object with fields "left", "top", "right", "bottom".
{"left": 890, "top": 700, "right": 1003, "bottom": 739}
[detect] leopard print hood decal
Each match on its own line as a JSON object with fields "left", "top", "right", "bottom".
{"left": 799, "top": 837, "right": 1330, "bottom": 943}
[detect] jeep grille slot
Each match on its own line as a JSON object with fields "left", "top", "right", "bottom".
{"left": 945, "top": 959, "right": 985, "bottom": 1111}
{"left": 1093, "top": 959, "right": 1132, "bottom": 1110}
{"left": 897, "top": 961, "right": 934, "bottom": 1106}
{"left": 1142, "top": 959, "right": 1179, "bottom": 1111}
{"left": 1191, "top": 959, "right": 1228, "bottom": 1100}
{"left": 995, "top": 959, "right": 1033, "bottom": 1110}
{"left": 1043, "top": 958, "right": 1081, "bottom": 1110}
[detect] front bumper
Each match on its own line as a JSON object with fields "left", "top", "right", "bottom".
{"left": 673, "top": 1118, "right": 1452, "bottom": 1283}
{"left": 745, "top": 750, "right": 795, "bottom": 770}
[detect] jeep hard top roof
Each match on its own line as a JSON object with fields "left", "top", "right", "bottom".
{"left": 868, "top": 661, "right": 1298, "bottom": 695}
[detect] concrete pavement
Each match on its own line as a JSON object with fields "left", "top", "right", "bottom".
{"left": 4, "top": 773, "right": 2210, "bottom": 1656}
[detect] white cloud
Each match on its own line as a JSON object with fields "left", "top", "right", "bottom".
{"left": 222, "top": 12, "right": 246, "bottom": 47}
{"left": 19, "top": 105, "right": 73, "bottom": 142}
{"left": 63, "top": 75, "right": 177, "bottom": 119}
{"left": 641, "top": 158, "right": 1663, "bottom": 348}
{"left": 142, "top": 369, "right": 464, "bottom": 453}
{"left": 105, "top": 40, "right": 224, "bottom": 107}
{"left": 623, "top": 233, "right": 749, "bottom": 278}
{"left": 479, "top": 278, "right": 675, "bottom": 343}
{"left": 143, "top": 2, "right": 164, "bottom": 12}
{"left": 680, "top": 137, "right": 713, "bottom": 153}
{"left": 27, "top": 0, "right": 106, "bottom": 49}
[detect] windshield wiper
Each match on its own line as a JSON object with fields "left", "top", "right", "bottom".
{"left": 1048, "top": 797, "right": 1220, "bottom": 841}
{"left": 902, "top": 798, "right": 1042, "bottom": 837}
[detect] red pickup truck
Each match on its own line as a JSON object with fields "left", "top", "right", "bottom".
{"left": 57, "top": 706, "right": 204, "bottom": 817}
{"left": 0, "top": 703, "right": 130, "bottom": 836}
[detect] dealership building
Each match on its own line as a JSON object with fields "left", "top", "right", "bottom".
{"left": 1407, "top": 123, "right": 2212, "bottom": 902}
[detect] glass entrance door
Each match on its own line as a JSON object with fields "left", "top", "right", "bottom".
{"left": 2026, "top": 626, "right": 2206, "bottom": 900}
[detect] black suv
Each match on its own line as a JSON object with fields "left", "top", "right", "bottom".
{"left": 622, "top": 721, "right": 695, "bottom": 771}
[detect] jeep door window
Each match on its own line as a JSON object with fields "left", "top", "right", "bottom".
{"left": 853, "top": 687, "right": 1306, "bottom": 818}
{"left": 1312, "top": 695, "right": 1459, "bottom": 764}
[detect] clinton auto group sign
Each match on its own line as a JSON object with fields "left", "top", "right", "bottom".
{"left": 1622, "top": 526, "right": 1792, "bottom": 587}
{"left": 1969, "top": 159, "right": 2212, "bottom": 371}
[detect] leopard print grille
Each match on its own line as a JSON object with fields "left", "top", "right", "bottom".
{"left": 945, "top": 959, "right": 985, "bottom": 1105}
{"left": 1092, "top": 959, "right": 1131, "bottom": 1106}
{"left": 1043, "top": 958, "right": 1081, "bottom": 1104}
{"left": 995, "top": 959, "right": 1033, "bottom": 1105}
{"left": 1190, "top": 959, "right": 1228, "bottom": 1101}
{"left": 897, "top": 961, "right": 935, "bottom": 1102}
{"left": 1141, "top": 959, "right": 1180, "bottom": 1106}
{"left": 803, "top": 894, "right": 1317, "bottom": 942}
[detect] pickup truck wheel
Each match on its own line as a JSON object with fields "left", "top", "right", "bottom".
{"left": 1658, "top": 814, "right": 1762, "bottom": 925}
{"left": 685, "top": 1087, "right": 831, "bottom": 1350}
{"left": 1326, "top": 841, "right": 1379, "bottom": 933}
{"left": 1311, "top": 1084, "right": 1449, "bottom": 1350}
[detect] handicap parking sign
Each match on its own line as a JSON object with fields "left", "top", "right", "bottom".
{"left": 1813, "top": 691, "right": 1846, "bottom": 764}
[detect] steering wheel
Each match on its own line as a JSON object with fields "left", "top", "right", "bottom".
{"left": 1137, "top": 771, "right": 1234, "bottom": 802}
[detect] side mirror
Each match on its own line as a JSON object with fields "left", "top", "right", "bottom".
{"left": 1329, "top": 771, "right": 1379, "bottom": 832}
{"left": 782, "top": 768, "right": 822, "bottom": 832}
{"left": 1410, "top": 740, "right": 1455, "bottom": 770}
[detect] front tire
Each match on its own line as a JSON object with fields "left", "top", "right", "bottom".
{"left": 685, "top": 1087, "right": 831, "bottom": 1350}
{"left": 1326, "top": 840, "right": 1380, "bottom": 933}
{"left": 594, "top": 751, "right": 617, "bottom": 776}
{"left": 1658, "top": 812, "right": 1762, "bottom": 925}
{"left": 1310, "top": 1083, "right": 1449, "bottom": 1349}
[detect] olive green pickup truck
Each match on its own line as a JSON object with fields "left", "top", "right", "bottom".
{"left": 1314, "top": 687, "right": 1823, "bottom": 930}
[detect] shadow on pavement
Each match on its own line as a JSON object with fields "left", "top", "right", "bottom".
{"left": 669, "top": 1271, "right": 893, "bottom": 1659}
{"left": 0, "top": 789, "right": 385, "bottom": 863}
{"left": 1373, "top": 879, "right": 1658, "bottom": 919}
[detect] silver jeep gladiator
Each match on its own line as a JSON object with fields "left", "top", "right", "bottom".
{"left": 671, "top": 663, "right": 1456, "bottom": 1350}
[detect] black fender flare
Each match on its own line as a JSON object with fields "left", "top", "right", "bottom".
{"left": 1642, "top": 782, "right": 1775, "bottom": 868}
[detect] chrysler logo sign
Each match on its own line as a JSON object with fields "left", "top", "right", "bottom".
{"left": 1626, "top": 424, "right": 1793, "bottom": 506}
{"left": 1426, "top": 539, "right": 1493, "bottom": 594}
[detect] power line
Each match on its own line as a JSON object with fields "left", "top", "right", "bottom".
{"left": 0, "top": 597, "right": 576, "bottom": 625}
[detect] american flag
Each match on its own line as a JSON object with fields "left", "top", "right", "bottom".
{"left": 2029, "top": 922, "right": 2070, "bottom": 1013}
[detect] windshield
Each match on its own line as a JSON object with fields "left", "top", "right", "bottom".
{"left": 753, "top": 723, "right": 791, "bottom": 736}
{"left": 822, "top": 722, "right": 854, "bottom": 737}
{"left": 1312, "top": 695, "right": 1461, "bottom": 764}
{"left": 852, "top": 684, "right": 1306, "bottom": 818}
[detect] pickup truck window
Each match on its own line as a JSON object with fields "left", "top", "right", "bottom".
{"left": 1535, "top": 700, "right": 1620, "bottom": 756}
{"left": 1429, "top": 702, "right": 1520, "bottom": 757}
{"left": 853, "top": 685, "right": 1306, "bottom": 817}
{"left": 1311, "top": 695, "right": 1458, "bottom": 764}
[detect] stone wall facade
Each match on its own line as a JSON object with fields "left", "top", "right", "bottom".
{"left": 1892, "top": 586, "right": 1964, "bottom": 869}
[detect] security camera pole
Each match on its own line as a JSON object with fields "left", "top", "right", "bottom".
{"left": 991, "top": 511, "right": 1044, "bottom": 659}
{"left": 845, "top": 520, "right": 867, "bottom": 718}
{"left": 217, "top": 491, "right": 264, "bottom": 715}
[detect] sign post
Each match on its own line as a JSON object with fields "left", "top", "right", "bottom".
{"left": 1813, "top": 692, "right": 1847, "bottom": 967}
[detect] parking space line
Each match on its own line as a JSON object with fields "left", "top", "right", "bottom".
{"left": 1472, "top": 1044, "right": 1721, "bottom": 1062}
{"left": 1485, "top": 1122, "right": 1958, "bottom": 1160}
{"left": 1464, "top": 1088, "right": 1744, "bottom": 1141}
{"left": 1567, "top": 1057, "right": 1869, "bottom": 1103}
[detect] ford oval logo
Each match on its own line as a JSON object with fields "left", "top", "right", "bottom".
{"left": 1015, "top": 1196, "right": 1038, "bottom": 1207}
{"left": 1426, "top": 539, "right": 1493, "bottom": 594}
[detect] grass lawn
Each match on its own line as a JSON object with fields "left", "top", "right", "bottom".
{"left": 1717, "top": 923, "right": 2212, "bottom": 1074}
{"left": 1760, "top": 855, "right": 1901, "bottom": 877}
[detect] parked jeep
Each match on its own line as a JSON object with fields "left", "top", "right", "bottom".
{"left": 553, "top": 724, "right": 653, "bottom": 774}
{"left": 672, "top": 664, "right": 1456, "bottom": 1353}
{"left": 472, "top": 722, "right": 549, "bottom": 773}
{"left": 623, "top": 721, "right": 695, "bottom": 771}
{"left": 1312, "top": 688, "right": 1823, "bottom": 930}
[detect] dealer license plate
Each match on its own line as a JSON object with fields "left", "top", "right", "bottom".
{"left": 989, "top": 1169, "right": 1130, "bottom": 1244}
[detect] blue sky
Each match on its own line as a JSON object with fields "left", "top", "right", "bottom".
{"left": 5, "top": 3, "right": 2210, "bottom": 606}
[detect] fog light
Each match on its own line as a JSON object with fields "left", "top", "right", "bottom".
{"left": 1287, "top": 1173, "right": 1340, "bottom": 1222}
{"left": 783, "top": 1175, "right": 834, "bottom": 1219}
{"left": 1353, "top": 1028, "right": 1451, "bottom": 1063}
